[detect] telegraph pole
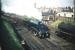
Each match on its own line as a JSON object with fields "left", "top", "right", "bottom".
{"left": 34, "top": 0, "right": 36, "bottom": 8}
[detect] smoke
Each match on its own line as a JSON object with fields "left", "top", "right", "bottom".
{"left": 2, "top": 0, "right": 42, "bottom": 20}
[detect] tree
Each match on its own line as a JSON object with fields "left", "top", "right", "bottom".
{"left": 68, "top": 6, "right": 73, "bottom": 12}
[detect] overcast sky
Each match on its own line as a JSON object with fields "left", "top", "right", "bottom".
{"left": 36, "top": 0, "right": 74, "bottom": 7}
{"left": 1, "top": 0, "right": 74, "bottom": 20}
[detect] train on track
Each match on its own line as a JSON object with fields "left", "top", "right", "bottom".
{"left": 24, "top": 18, "right": 50, "bottom": 38}
{"left": 56, "top": 22, "right": 75, "bottom": 42}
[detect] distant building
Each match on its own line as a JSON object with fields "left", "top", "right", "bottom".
{"left": 52, "top": 7, "right": 63, "bottom": 13}
{"left": 42, "top": 15, "right": 54, "bottom": 25}
{"left": 62, "top": 7, "right": 73, "bottom": 12}
{"left": 56, "top": 12, "right": 74, "bottom": 17}
{"left": 36, "top": 6, "right": 74, "bottom": 25}
{"left": 42, "top": 11, "right": 55, "bottom": 25}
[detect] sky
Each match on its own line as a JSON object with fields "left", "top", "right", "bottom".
{"left": 2, "top": 0, "right": 74, "bottom": 20}
{"left": 36, "top": 0, "right": 74, "bottom": 7}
